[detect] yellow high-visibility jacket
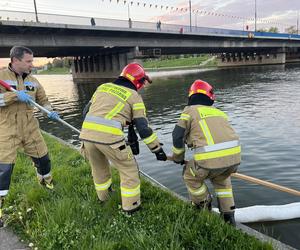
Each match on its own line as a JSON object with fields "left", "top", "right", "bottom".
{"left": 80, "top": 82, "right": 161, "bottom": 152}
{"left": 0, "top": 66, "right": 51, "bottom": 110}
{"left": 172, "top": 105, "right": 241, "bottom": 169}
{"left": 0, "top": 66, "right": 51, "bottom": 162}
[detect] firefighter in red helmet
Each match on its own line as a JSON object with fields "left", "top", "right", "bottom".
{"left": 171, "top": 80, "right": 241, "bottom": 225}
{"left": 120, "top": 63, "right": 152, "bottom": 90}
{"left": 80, "top": 63, "right": 167, "bottom": 213}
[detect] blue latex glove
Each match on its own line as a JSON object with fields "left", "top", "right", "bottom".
{"left": 16, "top": 90, "right": 32, "bottom": 104}
{"left": 48, "top": 111, "right": 60, "bottom": 121}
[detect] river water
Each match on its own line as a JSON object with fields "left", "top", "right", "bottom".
{"left": 34, "top": 64, "right": 300, "bottom": 248}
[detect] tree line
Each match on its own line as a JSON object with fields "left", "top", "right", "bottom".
{"left": 46, "top": 58, "right": 72, "bottom": 69}
{"left": 257, "top": 26, "right": 299, "bottom": 34}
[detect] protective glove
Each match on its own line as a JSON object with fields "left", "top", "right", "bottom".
{"left": 48, "top": 111, "right": 60, "bottom": 121}
{"left": 154, "top": 148, "right": 167, "bottom": 161}
{"left": 128, "top": 140, "right": 139, "bottom": 155}
{"left": 16, "top": 90, "right": 32, "bottom": 104}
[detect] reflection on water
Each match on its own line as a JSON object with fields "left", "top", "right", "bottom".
{"left": 35, "top": 64, "right": 300, "bottom": 248}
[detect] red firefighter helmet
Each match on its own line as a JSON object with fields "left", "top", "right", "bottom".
{"left": 120, "top": 63, "right": 152, "bottom": 90}
{"left": 188, "top": 80, "right": 215, "bottom": 100}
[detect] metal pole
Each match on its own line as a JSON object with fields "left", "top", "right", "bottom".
{"left": 232, "top": 173, "right": 300, "bottom": 197}
{"left": 127, "top": 3, "right": 130, "bottom": 20}
{"left": 189, "top": 0, "right": 192, "bottom": 32}
{"left": 254, "top": 0, "right": 257, "bottom": 31}
{"left": 166, "top": 156, "right": 300, "bottom": 197}
{"left": 0, "top": 80, "right": 80, "bottom": 134}
{"left": 33, "top": 0, "right": 39, "bottom": 22}
{"left": 297, "top": 11, "right": 299, "bottom": 35}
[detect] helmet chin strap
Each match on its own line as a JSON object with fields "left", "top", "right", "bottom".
{"left": 136, "top": 82, "right": 143, "bottom": 90}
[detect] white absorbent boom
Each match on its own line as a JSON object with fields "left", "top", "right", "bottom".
{"left": 213, "top": 202, "right": 300, "bottom": 223}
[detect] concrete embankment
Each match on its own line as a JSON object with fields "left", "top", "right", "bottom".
{"left": 0, "top": 228, "right": 28, "bottom": 250}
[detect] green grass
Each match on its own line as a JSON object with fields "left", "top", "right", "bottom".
{"left": 143, "top": 55, "right": 216, "bottom": 69}
{"left": 4, "top": 134, "right": 272, "bottom": 250}
{"left": 37, "top": 67, "right": 70, "bottom": 75}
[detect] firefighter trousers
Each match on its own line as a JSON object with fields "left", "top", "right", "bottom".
{"left": 183, "top": 160, "right": 238, "bottom": 213}
{"left": 0, "top": 127, "right": 51, "bottom": 197}
{"left": 82, "top": 141, "right": 140, "bottom": 212}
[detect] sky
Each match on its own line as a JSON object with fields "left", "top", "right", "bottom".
{"left": 1, "top": 0, "right": 300, "bottom": 66}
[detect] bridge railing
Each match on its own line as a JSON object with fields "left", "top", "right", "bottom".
{"left": 1, "top": 9, "right": 300, "bottom": 40}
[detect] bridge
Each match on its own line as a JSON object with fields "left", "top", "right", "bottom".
{"left": 1, "top": 13, "right": 300, "bottom": 82}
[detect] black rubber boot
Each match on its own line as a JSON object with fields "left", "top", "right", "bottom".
{"left": 0, "top": 216, "right": 3, "bottom": 228}
{"left": 122, "top": 205, "right": 141, "bottom": 215}
{"left": 222, "top": 212, "right": 236, "bottom": 226}
{"left": 193, "top": 200, "right": 212, "bottom": 211}
{"left": 192, "top": 194, "right": 212, "bottom": 211}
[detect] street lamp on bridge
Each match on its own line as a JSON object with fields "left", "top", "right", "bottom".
{"left": 254, "top": 0, "right": 257, "bottom": 31}
{"left": 127, "top": 3, "right": 130, "bottom": 20}
{"left": 297, "top": 10, "right": 299, "bottom": 35}
{"left": 189, "top": 0, "right": 192, "bottom": 32}
{"left": 33, "top": 0, "right": 39, "bottom": 22}
{"left": 195, "top": 10, "right": 198, "bottom": 28}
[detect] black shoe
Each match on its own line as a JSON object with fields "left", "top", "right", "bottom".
{"left": 122, "top": 205, "right": 141, "bottom": 215}
{"left": 0, "top": 217, "right": 3, "bottom": 228}
{"left": 192, "top": 200, "right": 212, "bottom": 211}
{"left": 108, "top": 185, "right": 114, "bottom": 194}
{"left": 38, "top": 178, "right": 54, "bottom": 190}
{"left": 222, "top": 212, "right": 236, "bottom": 226}
{"left": 36, "top": 172, "right": 54, "bottom": 190}
{"left": 0, "top": 198, "right": 4, "bottom": 228}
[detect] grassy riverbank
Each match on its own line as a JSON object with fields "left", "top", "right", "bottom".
{"left": 4, "top": 134, "right": 272, "bottom": 249}
{"left": 143, "top": 55, "right": 217, "bottom": 69}
{"left": 36, "top": 55, "right": 216, "bottom": 75}
{"left": 37, "top": 67, "right": 70, "bottom": 75}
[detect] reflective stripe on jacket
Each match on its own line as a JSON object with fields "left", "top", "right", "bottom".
{"left": 194, "top": 140, "right": 241, "bottom": 161}
{"left": 82, "top": 116, "right": 124, "bottom": 136}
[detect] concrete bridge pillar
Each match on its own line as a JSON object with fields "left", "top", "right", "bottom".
{"left": 74, "top": 57, "right": 84, "bottom": 73}
{"left": 217, "top": 50, "right": 286, "bottom": 67}
{"left": 286, "top": 48, "right": 300, "bottom": 63}
{"left": 71, "top": 47, "right": 142, "bottom": 83}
